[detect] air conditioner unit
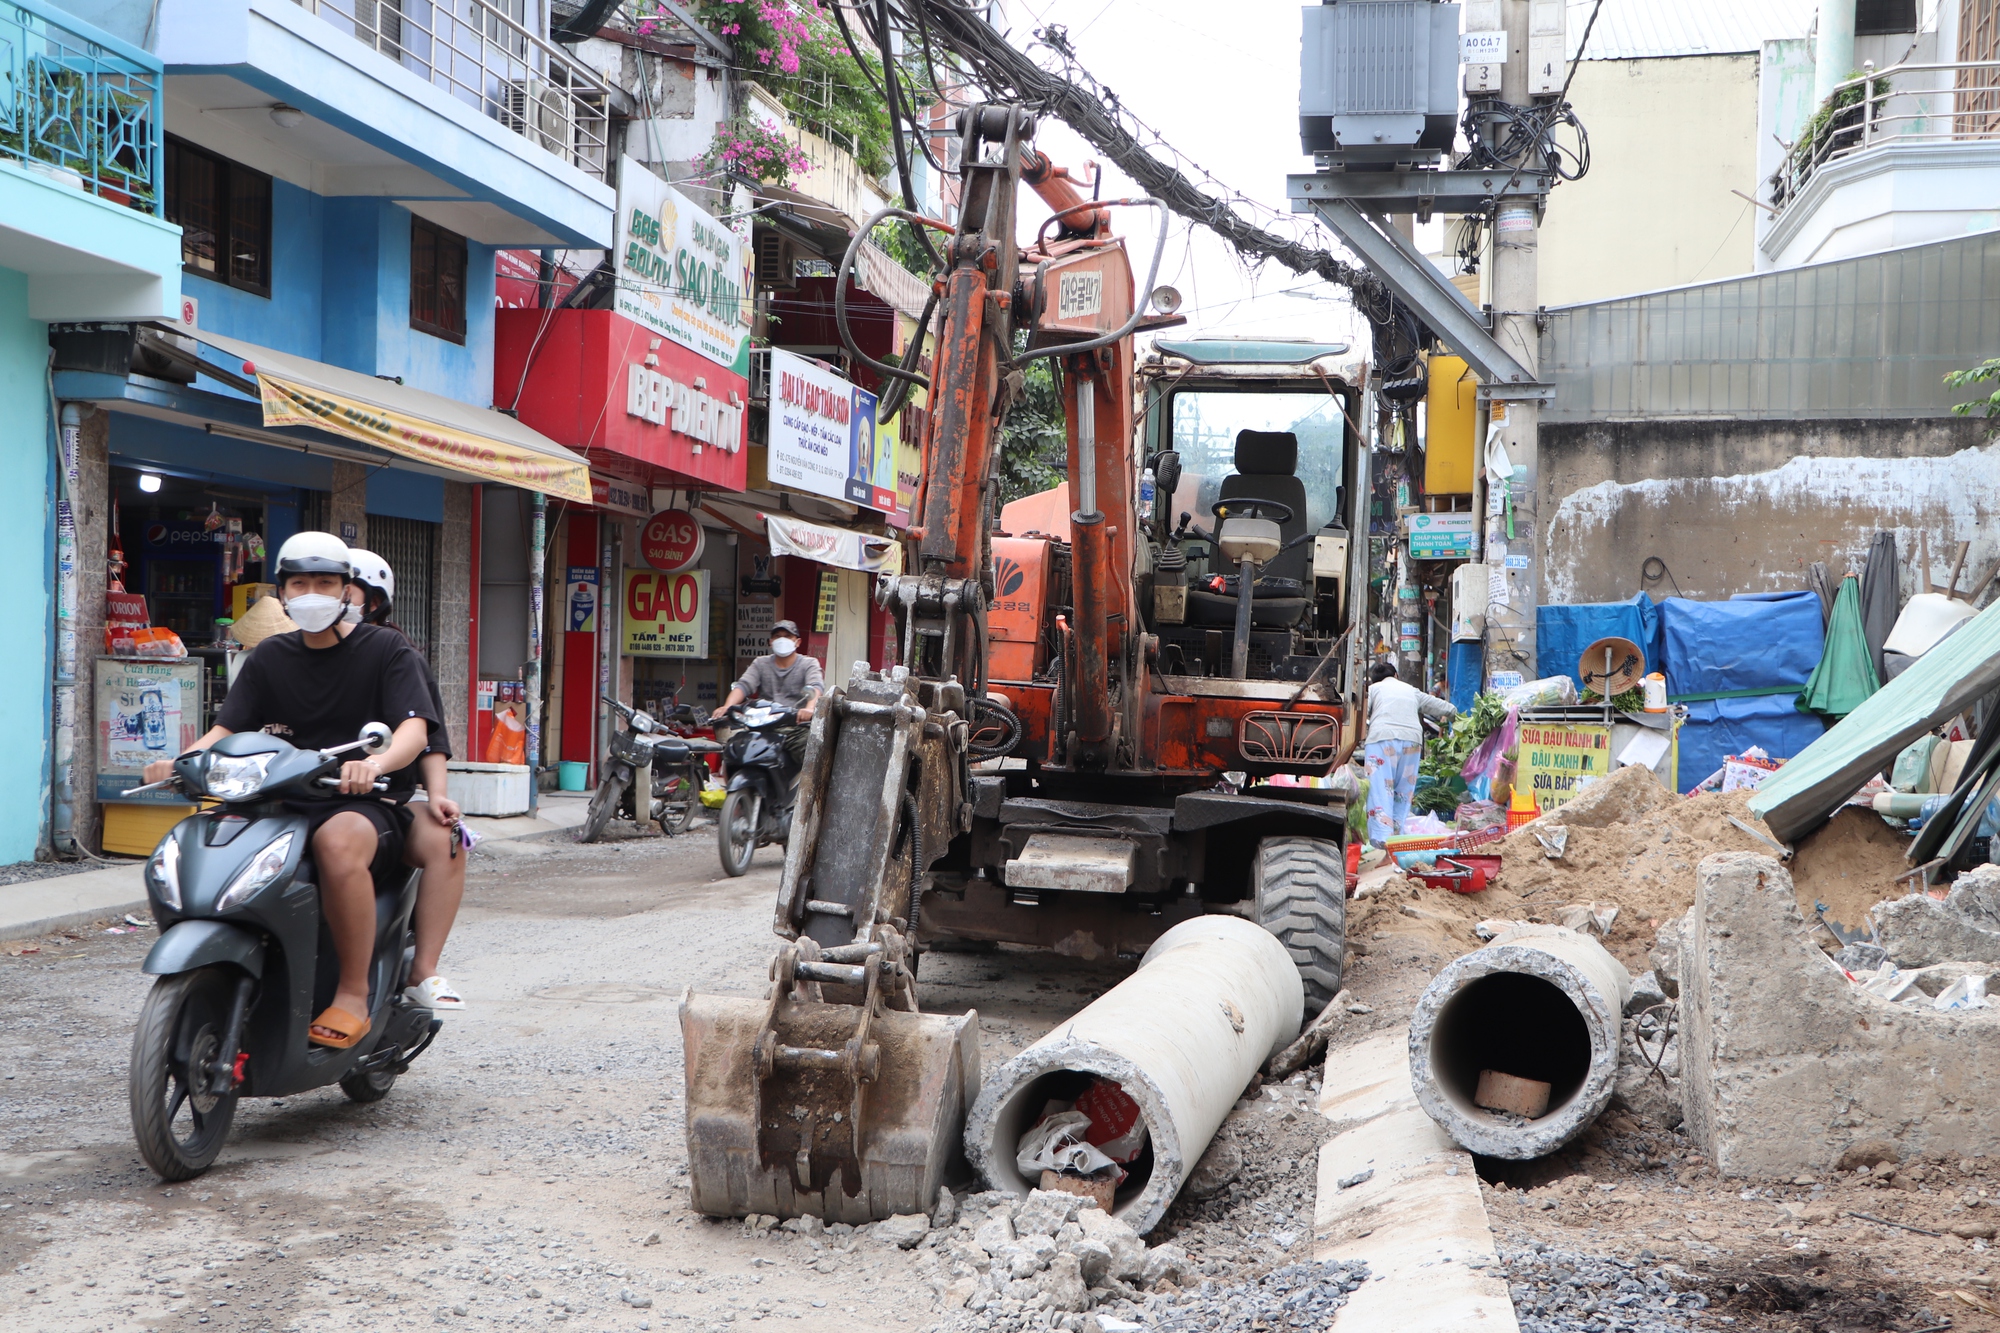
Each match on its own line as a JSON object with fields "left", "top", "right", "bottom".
{"left": 1299, "top": 0, "right": 1461, "bottom": 166}
{"left": 754, "top": 229, "right": 800, "bottom": 291}
{"left": 748, "top": 347, "right": 773, "bottom": 403}
{"left": 500, "top": 79, "right": 575, "bottom": 160}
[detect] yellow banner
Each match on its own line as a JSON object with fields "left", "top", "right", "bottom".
{"left": 259, "top": 375, "right": 592, "bottom": 503}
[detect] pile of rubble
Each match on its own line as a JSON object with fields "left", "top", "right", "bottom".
{"left": 910, "top": 1187, "right": 1194, "bottom": 1331}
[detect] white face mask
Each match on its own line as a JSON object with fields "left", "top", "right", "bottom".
{"left": 286, "top": 593, "right": 344, "bottom": 633}
{"left": 769, "top": 637, "right": 798, "bottom": 658}
{"left": 340, "top": 601, "right": 364, "bottom": 625}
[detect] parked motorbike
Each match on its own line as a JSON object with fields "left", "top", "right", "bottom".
{"left": 716, "top": 700, "right": 802, "bottom": 877}
{"left": 123, "top": 723, "right": 443, "bottom": 1181}
{"left": 577, "top": 695, "right": 717, "bottom": 843}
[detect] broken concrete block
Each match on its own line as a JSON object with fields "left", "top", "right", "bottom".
{"left": 1037, "top": 1252, "right": 1092, "bottom": 1312}
{"left": 1014, "top": 1187, "right": 1087, "bottom": 1237}
{"left": 1653, "top": 911, "right": 1686, "bottom": 999}
{"left": 972, "top": 1209, "right": 1016, "bottom": 1254}
{"left": 1626, "top": 969, "right": 1668, "bottom": 1016}
{"left": 1074, "top": 1204, "right": 1146, "bottom": 1280}
{"left": 1832, "top": 942, "right": 1888, "bottom": 974}
{"left": 1474, "top": 1069, "right": 1552, "bottom": 1118}
{"left": 932, "top": 1186, "right": 959, "bottom": 1230}
{"left": 871, "top": 1213, "right": 931, "bottom": 1249}
{"left": 1612, "top": 1016, "right": 1682, "bottom": 1130}
{"left": 1139, "top": 1241, "right": 1191, "bottom": 1288}
{"left": 1681, "top": 852, "right": 2000, "bottom": 1177}
{"left": 1072, "top": 1237, "right": 1114, "bottom": 1285}
{"left": 1873, "top": 891, "right": 2000, "bottom": 968}
{"left": 1948, "top": 864, "right": 2000, "bottom": 930}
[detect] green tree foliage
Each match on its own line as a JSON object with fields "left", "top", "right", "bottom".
{"left": 998, "top": 353, "right": 1068, "bottom": 505}
{"left": 1946, "top": 357, "right": 2000, "bottom": 426}
{"left": 676, "top": 0, "right": 894, "bottom": 179}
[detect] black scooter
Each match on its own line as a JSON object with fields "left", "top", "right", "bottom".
{"left": 123, "top": 723, "right": 443, "bottom": 1180}
{"left": 716, "top": 701, "right": 802, "bottom": 876}
{"left": 577, "top": 694, "right": 717, "bottom": 843}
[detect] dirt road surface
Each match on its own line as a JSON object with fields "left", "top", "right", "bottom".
{"left": 0, "top": 826, "right": 1148, "bottom": 1333}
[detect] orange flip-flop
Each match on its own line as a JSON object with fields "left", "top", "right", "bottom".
{"left": 309, "top": 1006, "right": 370, "bottom": 1049}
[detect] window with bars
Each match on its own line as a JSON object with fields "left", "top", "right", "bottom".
{"left": 1961, "top": 0, "right": 2000, "bottom": 135}
{"left": 410, "top": 216, "right": 468, "bottom": 344}
{"left": 165, "top": 137, "right": 272, "bottom": 296}
{"left": 367, "top": 515, "right": 439, "bottom": 661}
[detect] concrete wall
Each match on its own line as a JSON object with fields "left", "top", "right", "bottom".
{"left": 1536, "top": 55, "right": 1763, "bottom": 306}
{"left": 72, "top": 409, "right": 111, "bottom": 857}
{"left": 0, "top": 270, "right": 52, "bottom": 863}
{"left": 1538, "top": 416, "right": 1997, "bottom": 604}
{"left": 435, "top": 482, "right": 474, "bottom": 757}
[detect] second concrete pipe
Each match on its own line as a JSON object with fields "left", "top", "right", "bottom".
{"left": 963, "top": 915, "right": 1304, "bottom": 1234}
{"left": 1410, "top": 924, "right": 1632, "bottom": 1159}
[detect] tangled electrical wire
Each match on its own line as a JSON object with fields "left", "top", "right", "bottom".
{"left": 859, "top": 0, "right": 1392, "bottom": 308}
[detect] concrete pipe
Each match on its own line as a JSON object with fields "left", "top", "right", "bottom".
{"left": 1409, "top": 925, "right": 1632, "bottom": 1159}
{"left": 963, "top": 915, "right": 1304, "bottom": 1234}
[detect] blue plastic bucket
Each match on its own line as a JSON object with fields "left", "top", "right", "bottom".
{"left": 557, "top": 761, "right": 588, "bottom": 792}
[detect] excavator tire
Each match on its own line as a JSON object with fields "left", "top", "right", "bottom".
{"left": 1253, "top": 836, "right": 1347, "bottom": 1012}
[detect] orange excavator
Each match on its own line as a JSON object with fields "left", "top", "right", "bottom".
{"left": 681, "top": 105, "right": 1369, "bottom": 1222}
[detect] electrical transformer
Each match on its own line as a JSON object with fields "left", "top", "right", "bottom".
{"left": 1299, "top": 0, "right": 1462, "bottom": 166}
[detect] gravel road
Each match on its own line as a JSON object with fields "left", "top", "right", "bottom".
{"left": 0, "top": 823, "right": 1193, "bottom": 1333}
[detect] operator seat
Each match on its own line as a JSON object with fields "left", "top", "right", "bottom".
{"left": 1219, "top": 430, "right": 1310, "bottom": 583}
{"left": 1182, "top": 429, "right": 1313, "bottom": 631}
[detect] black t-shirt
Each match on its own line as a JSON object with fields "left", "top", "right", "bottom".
{"left": 376, "top": 619, "right": 453, "bottom": 793}
{"left": 217, "top": 625, "right": 441, "bottom": 789}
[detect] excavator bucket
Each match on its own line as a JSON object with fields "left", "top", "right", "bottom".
{"left": 680, "top": 932, "right": 980, "bottom": 1223}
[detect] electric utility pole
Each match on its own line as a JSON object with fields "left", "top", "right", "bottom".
{"left": 1475, "top": 0, "right": 1556, "bottom": 686}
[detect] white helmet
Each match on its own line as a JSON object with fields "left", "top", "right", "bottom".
{"left": 274, "top": 531, "right": 354, "bottom": 580}
{"left": 346, "top": 548, "right": 395, "bottom": 617}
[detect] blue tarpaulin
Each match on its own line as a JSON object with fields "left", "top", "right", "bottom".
{"left": 1537, "top": 594, "right": 1665, "bottom": 685}
{"left": 1662, "top": 592, "right": 1826, "bottom": 697}
{"left": 1448, "top": 640, "right": 1483, "bottom": 712}
{"left": 1662, "top": 591, "right": 1828, "bottom": 789}
{"left": 1537, "top": 592, "right": 1827, "bottom": 791}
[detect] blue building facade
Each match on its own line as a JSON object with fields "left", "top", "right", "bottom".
{"left": 25, "top": 0, "right": 613, "bottom": 861}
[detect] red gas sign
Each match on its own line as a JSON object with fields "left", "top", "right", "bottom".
{"left": 640, "top": 508, "right": 704, "bottom": 571}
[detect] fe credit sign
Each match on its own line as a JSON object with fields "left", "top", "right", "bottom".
{"left": 623, "top": 568, "right": 709, "bottom": 657}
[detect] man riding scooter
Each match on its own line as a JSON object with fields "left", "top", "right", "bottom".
{"left": 143, "top": 532, "right": 438, "bottom": 1048}
{"left": 711, "top": 619, "right": 822, "bottom": 758}
{"left": 344, "top": 549, "right": 467, "bottom": 1012}
{"left": 711, "top": 620, "right": 822, "bottom": 875}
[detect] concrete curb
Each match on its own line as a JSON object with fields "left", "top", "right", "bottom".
{"left": 1312, "top": 1028, "right": 1520, "bottom": 1332}
{"left": 0, "top": 792, "right": 600, "bottom": 945}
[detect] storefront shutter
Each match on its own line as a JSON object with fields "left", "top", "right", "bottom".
{"left": 369, "top": 514, "right": 438, "bottom": 660}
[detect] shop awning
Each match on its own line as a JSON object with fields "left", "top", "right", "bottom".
{"left": 189, "top": 329, "right": 592, "bottom": 504}
{"left": 761, "top": 512, "right": 903, "bottom": 575}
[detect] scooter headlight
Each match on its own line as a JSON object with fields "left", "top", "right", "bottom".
{"left": 204, "top": 751, "right": 275, "bottom": 800}
{"left": 215, "top": 832, "right": 295, "bottom": 913}
{"left": 147, "top": 835, "right": 182, "bottom": 911}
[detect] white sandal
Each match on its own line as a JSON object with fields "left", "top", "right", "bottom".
{"left": 403, "top": 975, "right": 466, "bottom": 1012}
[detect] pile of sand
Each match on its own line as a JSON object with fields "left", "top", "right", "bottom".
{"left": 1354, "top": 764, "right": 1914, "bottom": 970}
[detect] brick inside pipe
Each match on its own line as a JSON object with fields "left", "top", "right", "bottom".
{"left": 1408, "top": 925, "right": 1632, "bottom": 1159}
{"left": 962, "top": 916, "right": 1304, "bottom": 1234}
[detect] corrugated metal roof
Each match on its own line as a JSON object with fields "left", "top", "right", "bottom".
{"left": 1567, "top": 0, "right": 1816, "bottom": 61}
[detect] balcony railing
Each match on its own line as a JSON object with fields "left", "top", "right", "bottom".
{"left": 292, "top": 0, "right": 610, "bottom": 181}
{"left": 1770, "top": 59, "right": 2000, "bottom": 211}
{"left": 0, "top": 0, "right": 164, "bottom": 215}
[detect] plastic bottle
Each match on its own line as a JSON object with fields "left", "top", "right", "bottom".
{"left": 1642, "top": 672, "right": 1668, "bottom": 713}
{"left": 1137, "top": 467, "right": 1156, "bottom": 523}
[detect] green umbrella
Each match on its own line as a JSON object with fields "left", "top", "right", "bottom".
{"left": 1799, "top": 573, "right": 1882, "bottom": 719}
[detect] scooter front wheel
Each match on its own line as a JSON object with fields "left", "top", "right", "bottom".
{"left": 718, "top": 788, "right": 759, "bottom": 877}
{"left": 578, "top": 774, "right": 626, "bottom": 843}
{"left": 129, "top": 968, "right": 240, "bottom": 1181}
